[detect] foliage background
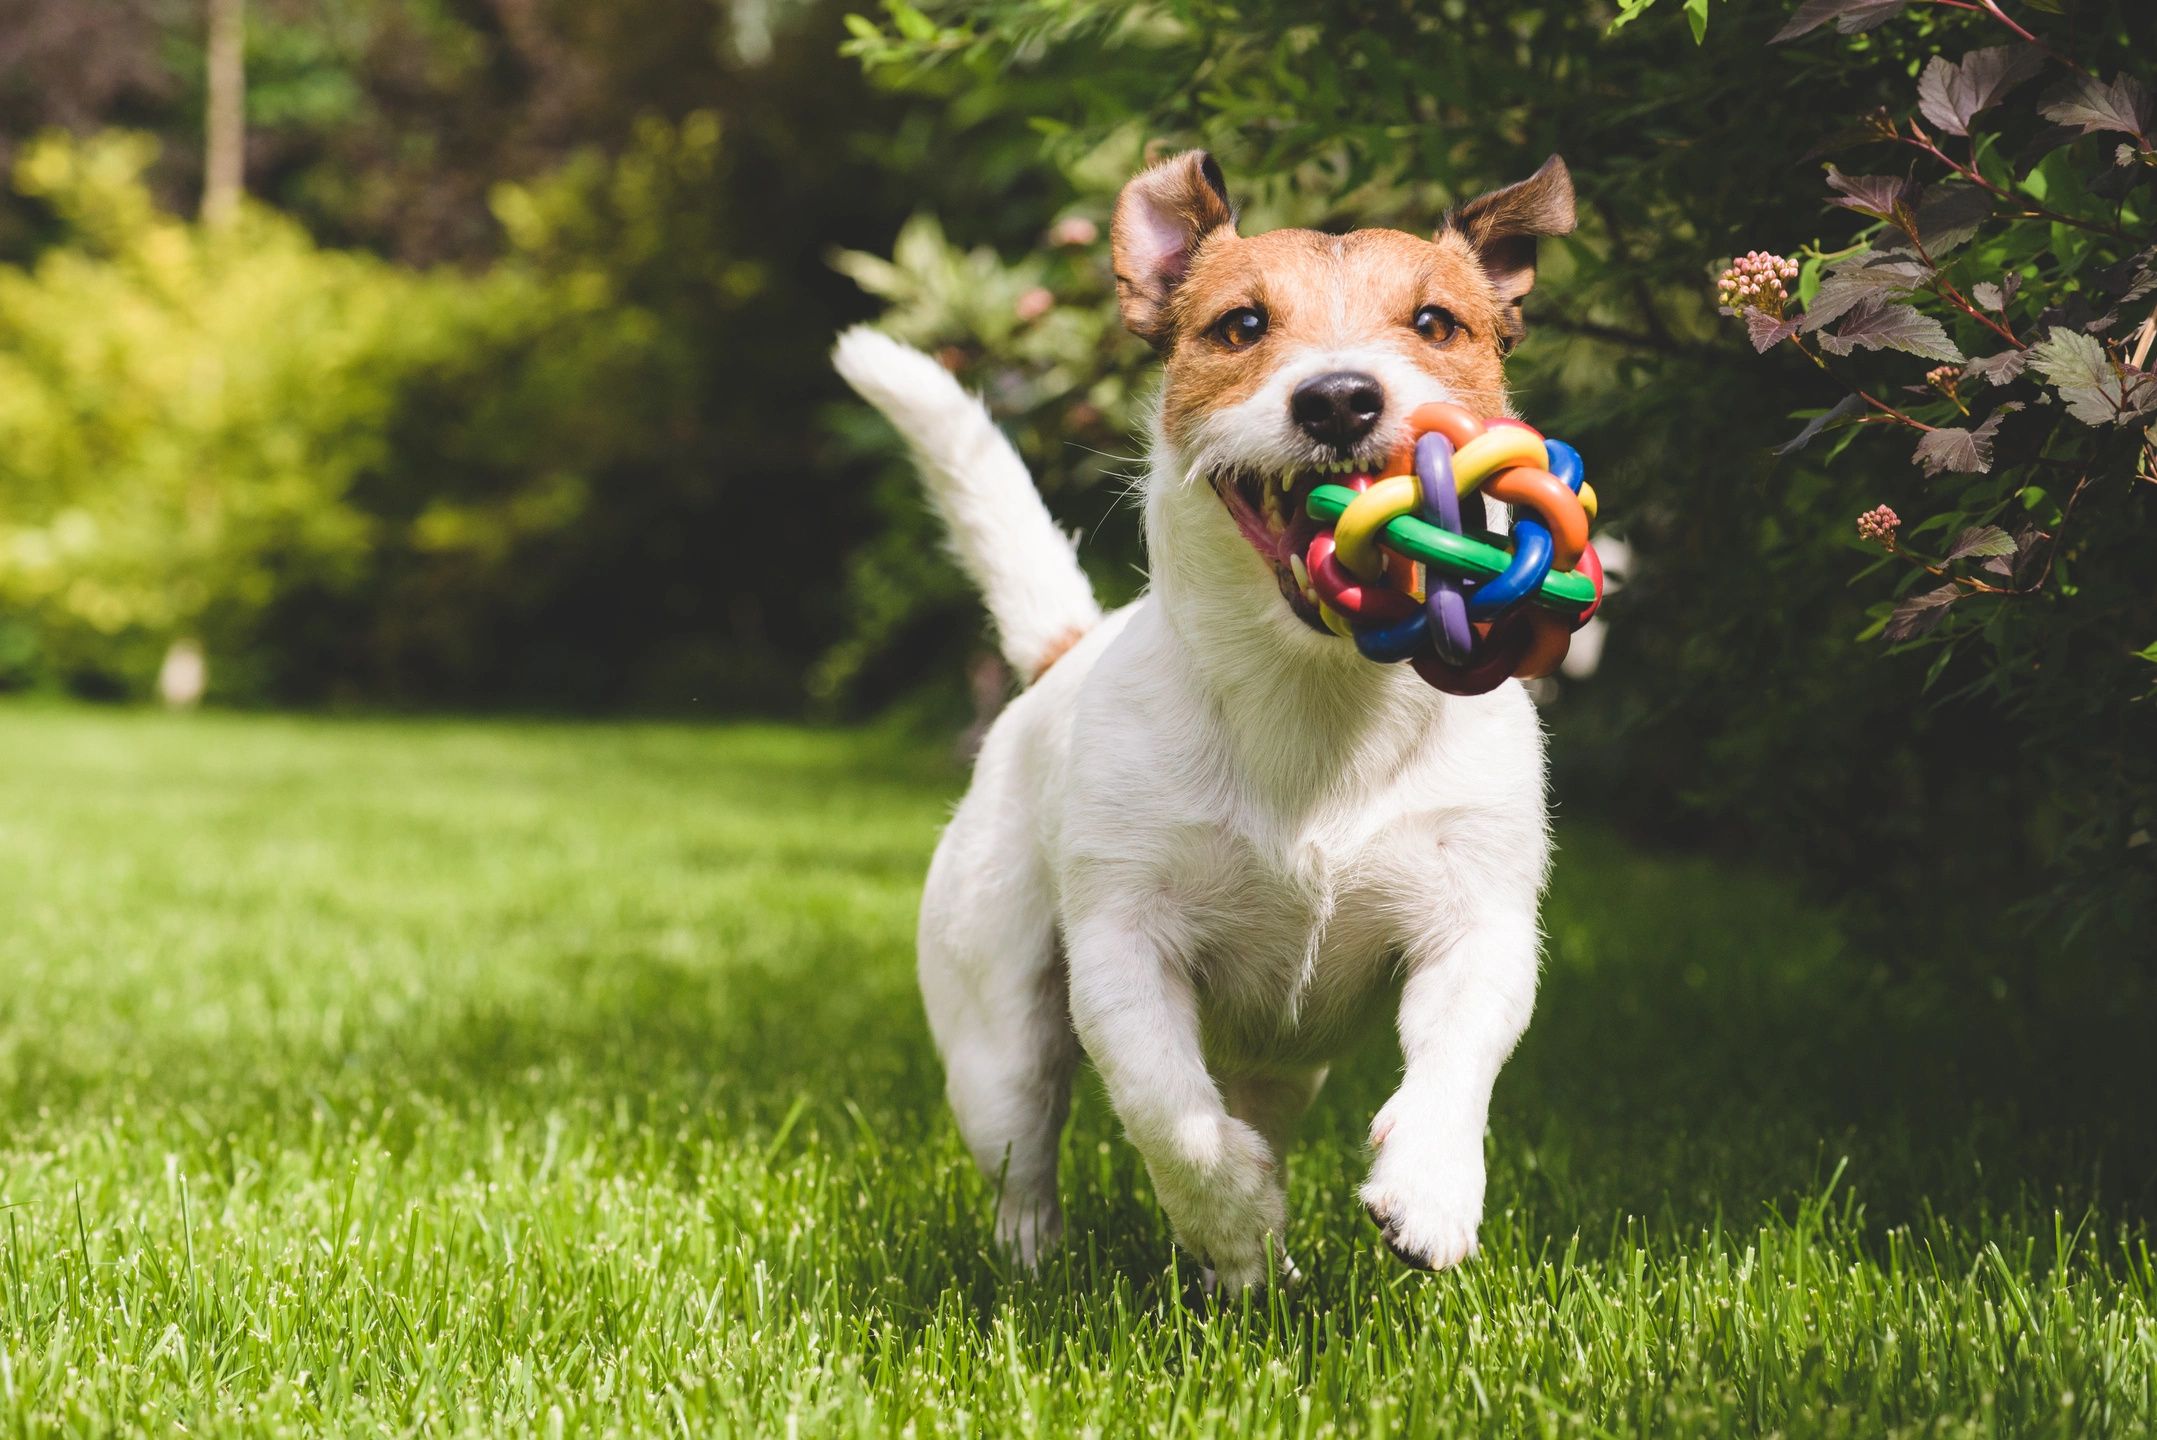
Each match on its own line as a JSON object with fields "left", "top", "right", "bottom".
{"left": 0, "top": 0, "right": 2150, "bottom": 965}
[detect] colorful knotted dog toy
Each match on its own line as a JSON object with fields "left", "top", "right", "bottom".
{"left": 1300, "top": 403, "right": 1604, "bottom": 696}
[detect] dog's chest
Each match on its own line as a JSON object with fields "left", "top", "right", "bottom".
{"left": 1165, "top": 819, "right": 1420, "bottom": 1066}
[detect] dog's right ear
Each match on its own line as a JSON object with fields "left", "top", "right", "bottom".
{"left": 1111, "top": 150, "right": 1236, "bottom": 349}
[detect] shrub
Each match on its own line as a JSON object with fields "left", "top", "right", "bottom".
{"left": 831, "top": 0, "right": 2154, "bottom": 959}
{"left": 0, "top": 130, "right": 675, "bottom": 703}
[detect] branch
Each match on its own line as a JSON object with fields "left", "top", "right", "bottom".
{"left": 1592, "top": 195, "right": 1680, "bottom": 353}
{"left": 1540, "top": 315, "right": 1718, "bottom": 358}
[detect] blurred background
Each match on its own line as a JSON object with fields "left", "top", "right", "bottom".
{"left": 0, "top": 0, "right": 2149, "bottom": 980}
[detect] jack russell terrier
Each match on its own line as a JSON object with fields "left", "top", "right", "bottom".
{"left": 834, "top": 149, "right": 1576, "bottom": 1290}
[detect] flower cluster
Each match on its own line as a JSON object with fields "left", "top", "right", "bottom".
{"left": 1925, "top": 363, "right": 1960, "bottom": 395}
{"left": 1856, "top": 504, "right": 1900, "bottom": 547}
{"left": 1718, "top": 250, "right": 1800, "bottom": 316}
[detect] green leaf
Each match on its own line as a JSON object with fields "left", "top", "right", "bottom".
{"left": 2029, "top": 327, "right": 2157, "bottom": 425}
{"left": 1944, "top": 525, "right": 2016, "bottom": 561}
{"left": 1685, "top": 0, "right": 1709, "bottom": 42}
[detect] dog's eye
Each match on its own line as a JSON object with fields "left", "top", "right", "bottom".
{"left": 1210, "top": 306, "right": 1268, "bottom": 349}
{"left": 1413, "top": 304, "right": 1461, "bottom": 345}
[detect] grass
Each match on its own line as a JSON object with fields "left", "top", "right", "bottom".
{"left": 0, "top": 704, "right": 2151, "bottom": 1437}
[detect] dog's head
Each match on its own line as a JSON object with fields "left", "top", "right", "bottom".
{"left": 1114, "top": 151, "right": 1575, "bottom": 639}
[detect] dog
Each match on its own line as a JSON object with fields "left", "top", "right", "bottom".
{"left": 833, "top": 149, "right": 1576, "bottom": 1289}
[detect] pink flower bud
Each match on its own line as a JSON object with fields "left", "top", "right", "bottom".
{"left": 1050, "top": 216, "right": 1099, "bottom": 247}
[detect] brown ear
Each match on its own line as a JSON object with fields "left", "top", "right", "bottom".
{"left": 1110, "top": 150, "right": 1236, "bottom": 348}
{"left": 1445, "top": 155, "right": 1576, "bottom": 347}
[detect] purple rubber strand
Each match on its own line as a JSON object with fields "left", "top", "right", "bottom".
{"left": 1415, "top": 432, "right": 1476, "bottom": 664}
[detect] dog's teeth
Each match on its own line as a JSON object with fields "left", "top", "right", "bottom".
{"left": 1289, "top": 554, "right": 1309, "bottom": 589}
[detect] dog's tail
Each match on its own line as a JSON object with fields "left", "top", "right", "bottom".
{"left": 833, "top": 326, "right": 1101, "bottom": 682}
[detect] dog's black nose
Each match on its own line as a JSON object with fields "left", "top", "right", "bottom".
{"left": 1289, "top": 371, "right": 1385, "bottom": 450}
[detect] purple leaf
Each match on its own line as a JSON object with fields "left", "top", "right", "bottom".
{"left": 2116, "top": 247, "right": 2157, "bottom": 306}
{"left": 1819, "top": 300, "right": 1964, "bottom": 362}
{"left": 1912, "top": 428, "right": 1983, "bottom": 476}
{"left": 1943, "top": 524, "right": 2016, "bottom": 561}
{"left": 1800, "top": 254, "right": 1926, "bottom": 333}
{"left": 1910, "top": 407, "right": 2011, "bottom": 478}
{"left": 2040, "top": 72, "right": 2153, "bottom": 140}
{"left": 1775, "top": 392, "right": 1866, "bottom": 455}
{"left": 1825, "top": 165, "right": 1917, "bottom": 220}
{"left": 1964, "top": 349, "right": 2028, "bottom": 386}
{"left": 1773, "top": 0, "right": 1906, "bottom": 43}
{"left": 1916, "top": 46, "right": 2044, "bottom": 137}
{"left": 1884, "top": 583, "right": 1960, "bottom": 642}
{"left": 1881, "top": 184, "right": 1992, "bottom": 257}
{"left": 1972, "top": 281, "right": 2004, "bottom": 311}
{"left": 1747, "top": 311, "right": 1802, "bottom": 352}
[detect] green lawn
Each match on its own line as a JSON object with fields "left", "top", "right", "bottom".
{"left": 0, "top": 706, "right": 2150, "bottom": 1437}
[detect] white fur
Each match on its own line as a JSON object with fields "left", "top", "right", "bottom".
{"left": 840, "top": 329, "right": 1549, "bottom": 1289}
{"left": 833, "top": 327, "right": 1102, "bottom": 677}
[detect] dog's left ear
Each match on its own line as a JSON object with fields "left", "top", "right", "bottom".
{"left": 1111, "top": 150, "right": 1238, "bottom": 348}
{"left": 1445, "top": 155, "right": 1576, "bottom": 349}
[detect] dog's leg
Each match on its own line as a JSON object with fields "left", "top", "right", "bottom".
{"left": 1360, "top": 913, "right": 1538, "bottom": 1271}
{"left": 1064, "top": 916, "right": 1284, "bottom": 1291}
{"left": 1220, "top": 1067, "right": 1325, "bottom": 1286}
{"left": 920, "top": 780, "right": 1077, "bottom": 1268}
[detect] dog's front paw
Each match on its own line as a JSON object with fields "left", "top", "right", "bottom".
{"left": 1148, "top": 1112, "right": 1287, "bottom": 1291}
{"left": 1359, "top": 1093, "right": 1486, "bottom": 1272}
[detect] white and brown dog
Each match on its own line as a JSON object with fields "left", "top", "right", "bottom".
{"left": 834, "top": 150, "right": 1576, "bottom": 1289}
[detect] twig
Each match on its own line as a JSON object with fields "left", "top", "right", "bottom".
{"left": 2012, "top": 473, "right": 2092, "bottom": 594}
{"left": 1887, "top": 472, "right": 2088, "bottom": 597}
{"left": 2130, "top": 309, "right": 2157, "bottom": 372}
{"left": 1900, "top": 211, "right": 2026, "bottom": 349}
{"left": 1789, "top": 335, "right": 1937, "bottom": 431}
{"left": 1925, "top": 0, "right": 2097, "bottom": 80}
{"left": 1895, "top": 128, "right": 2132, "bottom": 243}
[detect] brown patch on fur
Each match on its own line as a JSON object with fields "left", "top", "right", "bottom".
{"left": 1027, "top": 623, "right": 1091, "bottom": 684}
{"left": 1156, "top": 227, "right": 1514, "bottom": 447}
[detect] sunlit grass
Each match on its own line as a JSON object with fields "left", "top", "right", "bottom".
{"left": 0, "top": 706, "right": 2150, "bottom": 1436}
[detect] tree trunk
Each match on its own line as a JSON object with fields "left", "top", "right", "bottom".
{"left": 202, "top": 0, "right": 244, "bottom": 225}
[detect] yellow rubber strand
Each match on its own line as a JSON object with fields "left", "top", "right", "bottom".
{"left": 1331, "top": 474, "right": 1421, "bottom": 580}
{"left": 1449, "top": 428, "right": 1549, "bottom": 496}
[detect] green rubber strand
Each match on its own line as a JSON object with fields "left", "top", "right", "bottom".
{"left": 1304, "top": 483, "right": 1596, "bottom": 617}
